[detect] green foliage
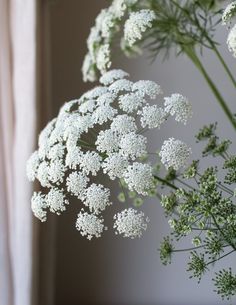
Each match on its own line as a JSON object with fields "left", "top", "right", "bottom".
{"left": 213, "top": 269, "right": 236, "bottom": 300}
{"left": 159, "top": 236, "right": 174, "bottom": 265}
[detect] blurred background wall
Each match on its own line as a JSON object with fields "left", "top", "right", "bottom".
{"left": 38, "top": 1, "right": 236, "bottom": 305}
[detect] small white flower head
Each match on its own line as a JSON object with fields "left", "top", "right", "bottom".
{"left": 96, "top": 44, "right": 111, "bottom": 74}
{"left": 132, "top": 80, "right": 162, "bottom": 99}
{"left": 26, "top": 151, "right": 40, "bottom": 181}
{"left": 80, "top": 86, "right": 108, "bottom": 101}
{"left": 123, "top": 162, "right": 154, "bottom": 195}
{"left": 76, "top": 209, "right": 107, "bottom": 240}
{"left": 66, "top": 172, "right": 89, "bottom": 198}
{"left": 109, "top": 79, "right": 133, "bottom": 93}
{"left": 65, "top": 146, "right": 82, "bottom": 169}
{"left": 79, "top": 99, "right": 97, "bottom": 114}
{"left": 227, "top": 24, "right": 236, "bottom": 57}
{"left": 159, "top": 138, "right": 191, "bottom": 170}
{"left": 222, "top": 1, "right": 236, "bottom": 26}
{"left": 97, "top": 92, "right": 117, "bottom": 106}
{"left": 101, "top": 11, "right": 116, "bottom": 39}
{"left": 119, "top": 132, "right": 147, "bottom": 160}
{"left": 110, "top": 0, "right": 127, "bottom": 19}
{"left": 102, "top": 153, "right": 129, "bottom": 180}
{"left": 124, "top": 9, "right": 156, "bottom": 46}
{"left": 46, "top": 188, "right": 69, "bottom": 215}
{"left": 100, "top": 69, "right": 130, "bottom": 85}
{"left": 31, "top": 192, "right": 47, "bottom": 222}
{"left": 83, "top": 184, "right": 112, "bottom": 214}
{"left": 96, "top": 129, "right": 120, "bottom": 154}
{"left": 48, "top": 159, "right": 65, "bottom": 185}
{"left": 82, "top": 53, "right": 97, "bottom": 82}
{"left": 110, "top": 114, "right": 137, "bottom": 134}
{"left": 140, "top": 105, "right": 167, "bottom": 129}
{"left": 48, "top": 143, "right": 65, "bottom": 160}
{"left": 92, "top": 104, "right": 118, "bottom": 125}
{"left": 118, "top": 92, "right": 146, "bottom": 113}
{"left": 164, "top": 93, "right": 193, "bottom": 125}
{"left": 79, "top": 151, "right": 102, "bottom": 176}
{"left": 113, "top": 208, "right": 149, "bottom": 238}
{"left": 36, "top": 161, "right": 51, "bottom": 188}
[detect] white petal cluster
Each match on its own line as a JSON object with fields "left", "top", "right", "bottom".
{"left": 140, "top": 105, "right": 167, "bottom": 129}
{"left": 123, "top": 162, "right": 154, "bottom": 195}
{"left": 227, "top": 24, "right": 236, "bottom": 57}
{"left": 82, "top": 184, "right": 112, "bottom": 214}
{"left": 27, "top": 68, "right": 192, "bottom": 239}
{"left": 66, "top": 172, "right": 89, "bottom": 198}
{"left": 76, "top": 210, "right": 107, "bottom": 240}
{"left": 222, "top": 1, "right": 236, "bottom": 26}
{"left": 164, "top": 93, "right": 192, "bottom": 125}
{"left": 31, "top": 192, "right": 47, "bottom": 222}
{"left": 124, "top": 9, "right": 156, "bottom": 46}
{"left": 113, "top": 208, "right": 149, "bottom": 238}
{"left": 159, "top": 138, "right": 191, "bottom": 170}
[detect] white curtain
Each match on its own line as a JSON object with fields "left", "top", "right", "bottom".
{"left": 0, "top": 0, "right": 37, "bottom": 305}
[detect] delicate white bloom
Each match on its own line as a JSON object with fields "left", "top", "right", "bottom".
{"left": 101, "top": 11, "right": 116, "bottom": 38}
{"left": 76, "top": 209, "right": 107, "bottom": 240}
{"left": 79, "top": 99, "right": 97, "bottom": 114}
{"left": 83, "top": 184, "right": 112, "bottom": 214}
{"left": 124, "top": 9, "right": 156, "bottom": 46}
{"left": 87, "top": 26, "right": 102, "bottom": 61}
{"left": 66, "top": 172, "right": 89, "bottom": 197}
{"left": 79, "top": 151, "right": 102, "bottom": 175}
{"left": 118, "top": 92, "right": 146, "bottom": 113}
{"left": 92, "top": 104, "right": 118, "bottom": 125}
{"left": 48, "top": 143, "right": 65, "bottom": 160}
{"left": 102, "top": 153, "right": 129, "bottom": 179}
{"left": 110, "top": 114, "right": 137, "bottom": 134}
{"left": 140, "top": 105, "right": 167, "bottom": 129}
{"left": 113, "top": 208, "right": 149, "bottom": 238}
{"left": 38, "top": 119, "right": 56, "bottom": 148}
{"left": 159, "top": 138, "right": 191, "bottom": 170}
{"left": 100, "top": 69, "right": 130, "bottom": 85}
{"left": 31, "top": 192, "right": 47, "bottom": 222}
{"left": 164, "top": 93, "right": 193, "bottom": 124}
{"left": 109, "top": 79, "right": 133, "bottom": 93}
{"left": 96, "top": 44, "right": 111, "bottom": 73}
{"left": 222, "top": 1, "right": 236, "bottom": 26}
{"left": 227, "top": 24, "right": 236, "bottom": 57}
{"left": 80, "top": 86, "right": 108, "bottom": 101}
{"left": 123, "top": 162, "right": 154, "bottom": 195}
{"left": 82, "top": 53, "right": 97, "bottom": 82}
{"left": 96, "top": 129, "right": 120, "bottom": 154}
{"left": 46, "top": 188, "right": 69, "bottom": 215}
{"left": 119, "top": 132, "right": 147, "bottom": 160}
{"left": 110, "top": 0, "right": 127, "bottom": 18}
{"left": 97, "top": 92, "right": 117, "bottom": 106}
{"left": 26, "top": 151, "right": 40, "bottom": 181}
{"left": 132, "top": 80, "right": 162, "bottom": 99}
{"left": 48, "top": 159, "right": 65, "bottom": 185}
{"left": 37, "top": 161, "right": 51, "bottom": 188}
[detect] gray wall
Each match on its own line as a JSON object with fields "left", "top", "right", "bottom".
{"left": 44, "top": 1, "right": 236, "bottom": 304}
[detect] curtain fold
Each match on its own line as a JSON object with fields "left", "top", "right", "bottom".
{"left": 0, "top": 0, "right": 37, "bottom": 305}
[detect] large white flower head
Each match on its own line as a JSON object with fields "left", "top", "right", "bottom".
{"left": 124, "top": 9, "right": 156, "bottom": 46}
{"left": 159, "top": 138, "right": 191, "bottom": 170}
{"left": 76, "top": 210, "right": 107, "bottom": 240}
{"left": 222, "top": 1, "right": 236, "bottom": 26}
{"left": 113, "top": 208, "right": 149, "bottom": 238}
{"left": 27, "top": 68, "right": 192, "bottom": 239}
{"left": 227, "top": 24, "right": 236, "bottom": 57}
{"left": 164, "top": 94, "right": 193, "bottom": 125}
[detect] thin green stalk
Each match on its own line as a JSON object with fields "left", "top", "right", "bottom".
{"left": 184, "top": 47, "right": 236, "bottom": 131}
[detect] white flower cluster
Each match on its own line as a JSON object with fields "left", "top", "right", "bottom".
{"left": 222, "top": 2, "right": 236, "bottom": 57}
{"left": 222, "top": 1, "right": 236, "bottom": 26}
{"left": 82, "top": 0, "right": 156, "bottom": 81}
{"left": 159, "top": 138, "right": 192, "bottom": 170}
{"left": 27, "top": 69, "right": 192, "bottom": 239}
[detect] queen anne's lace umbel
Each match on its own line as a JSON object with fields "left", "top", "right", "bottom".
{"left": 27, "top": 69, "right": 191, "bottom": 239}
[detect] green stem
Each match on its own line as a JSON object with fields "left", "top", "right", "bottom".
{"left": 184, "top": 47, "right": 236, "bottom": 131}
{"left": 154, "top": 175, "right": 178, "bottom": 190}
